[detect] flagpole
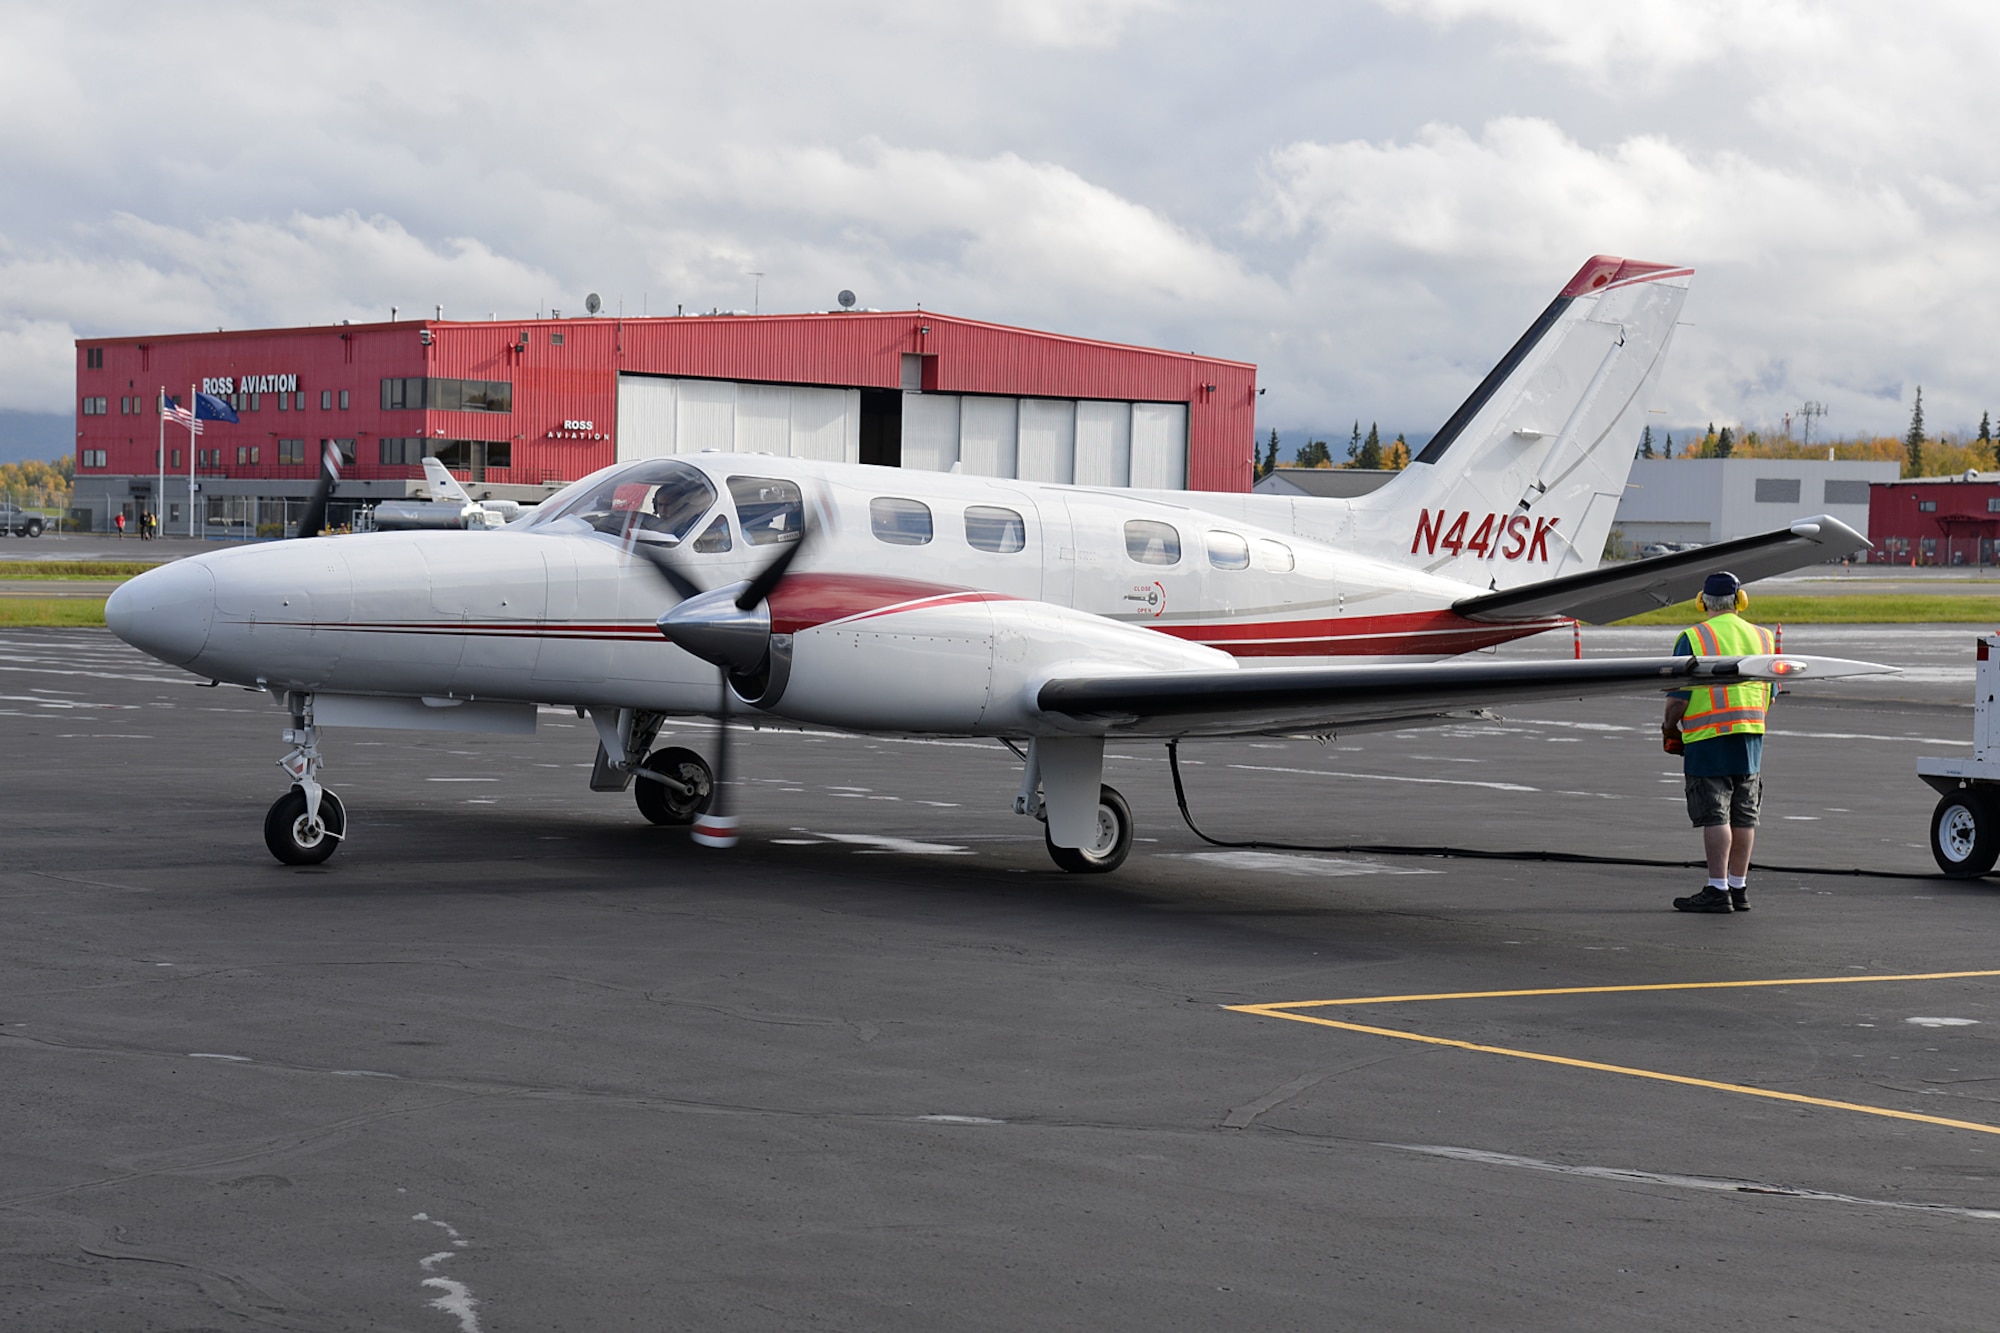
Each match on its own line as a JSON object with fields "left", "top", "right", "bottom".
{"left": 156, "top": 386, "right": 165, "bottom": 538}
{"left": 187, "top": 380, "right": 197, "bottom": 538}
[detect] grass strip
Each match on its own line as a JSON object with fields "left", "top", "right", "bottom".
{"left": 1616, "top": 595, "right": 2000, "bottom": 625}
{"left": 0, "top": 561, "right": 165, "bottom": 579}
{"left": 0, "top": 598, "right": 107, "bottom": 627}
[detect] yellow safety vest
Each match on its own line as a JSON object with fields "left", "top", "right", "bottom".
{"left": 1679, "top": 612, "right": 1776, "bottom": 744}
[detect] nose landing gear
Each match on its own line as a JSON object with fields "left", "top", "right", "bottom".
{"left": 266, "top": 692, "right": 346, "bottom": 865}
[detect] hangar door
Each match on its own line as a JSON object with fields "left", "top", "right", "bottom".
{"left": 616, "top": 375, "right": 862, "bottom": 463}
{"left": 904, "top": 393, "right": 1186, "bottom": 489}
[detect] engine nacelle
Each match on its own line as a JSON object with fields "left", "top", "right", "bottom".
{"left": 759, "top": 597, "right": 1233, "bottom": 735}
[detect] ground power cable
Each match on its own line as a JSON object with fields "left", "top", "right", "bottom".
{"left": 1162, "top": 740, "right": 1949, "bottom": 884}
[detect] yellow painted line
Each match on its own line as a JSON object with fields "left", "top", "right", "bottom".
{"left": 1226, "top": 1006, "right": 2000, "bottom": 1137}
{"left": 1247, "top": 968, "right": 2000, "bottom": 1011}
{"left": 1229, "top": 969, "right": 2000, "bottom": 1137}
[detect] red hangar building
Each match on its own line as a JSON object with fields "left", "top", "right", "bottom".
{"left": 1867, "top": 473, "right": 2000, "bottom": 565}
{"left": 71, "top": 311, "right": 1258, "bottom": 534}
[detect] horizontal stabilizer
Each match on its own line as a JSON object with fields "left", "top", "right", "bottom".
{"left": 1037, "top": 652, "right": 1892, "bottom": 739}
{"left": 1453, "top": 515, "right": 1870, "bottom": 625}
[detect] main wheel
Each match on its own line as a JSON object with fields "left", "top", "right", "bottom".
{"left": 1045, "top": 784, "right": 1134, "bottom": 874}
{"left": 635, "top": 746, "right": 713, "bottom": 826}
{"left": 264, "top": 786, "right": 346, "bottom": 865}
{"left": 1931, "top": 790, "right": 2000, "bottom": 877}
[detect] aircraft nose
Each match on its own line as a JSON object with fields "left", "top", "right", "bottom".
{"left": 107, "top": 559, "right": 216, "bottom": 666}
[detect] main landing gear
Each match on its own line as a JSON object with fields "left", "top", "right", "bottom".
{"left": 1014, "top": 738, "right": 1134, "bottom": 874}
{"left": 265, "top": 692, "right": 346, "bottom": 865}
{"left": 634, "top": 747, "right": 715, "bottom": 826}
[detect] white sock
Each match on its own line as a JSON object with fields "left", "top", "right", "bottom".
{"left": 1727, "top": 875, "right": 1746, "bottom": 890}
{"left": 1707, "top": 878, "right": 1727, "bottom": 891}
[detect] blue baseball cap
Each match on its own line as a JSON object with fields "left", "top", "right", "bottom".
{"left": 1702, "top": 571, "right": 1742, "bottom": 598}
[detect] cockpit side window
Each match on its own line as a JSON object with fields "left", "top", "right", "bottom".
{"left": 534, "top": 459, "right": 718, "bottom": 542}
{"left": 692, "top": 514, "right": 733, "bottom": 552}
{"left": 727, "top": 476, "right": 804, "bottom": 546}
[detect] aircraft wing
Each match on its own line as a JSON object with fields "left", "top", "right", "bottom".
{"left": 1451, "top": 515, "right": 1870, "bottom": 625}
{"left": 1036, "top": 652, "right": 1891, "bottom": 738}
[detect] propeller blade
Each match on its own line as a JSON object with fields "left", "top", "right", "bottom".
{"left": 629, "top": 540, "right": 704, "bottom": 601}
{"left": 690, "top": 667, "right": 740, "bottom": 848}
{"left": 734, "top": 533, "right": 805, "bottom": 611}
{"left": 293, "top": 446, "right": 340, "bottom": 538}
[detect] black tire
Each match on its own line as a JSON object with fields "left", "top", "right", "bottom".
{"left": 634, "top": 746, "right": 713, "bottom": 826}
{"left": 1045, "top": 784, "right": 1134, "bottom": 874}
{"left": 264, "top": 786, "right": 346, "bottom": 865}
{"left": 1930, "top": 790, "right": 2000, "bottom": 877}
{"left": 23, "top": 520, "right": 42, "bottom": 538}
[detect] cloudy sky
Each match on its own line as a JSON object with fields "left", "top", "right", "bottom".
{"left": 4, "top": 0, "right": 1996, "bottom": 447}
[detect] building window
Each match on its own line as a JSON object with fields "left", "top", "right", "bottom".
{"left": 1824, "top": 480, "right": 1870, "bottom": 505}
{"left": 1988, "top": 499, "right": 2000, "bottom": 514}
{"left": 339, "top": 389, "right": 350, "bottom": 410}
{"left": 321, "top": 389, "right": 333, "bottom": 410}
{"left": 1124, "top": 519, "right": 1181, "bottom": 566}
{"left": 80, "top": 449, "right": 107, "bottom": 467}
{"left": 379, "top": 377, "right": 512, "bottom": 413}
{"left": 86, "top": 348, "right": 104, "bottom": 369}
{"left": 1753, "top": 477, "right": 1802, "bottom": 504}
{"left": 1922, "top": 536, "right": 1938, "bottom": 561}
{"left": 277, "top": 439, "right": 305, "bottom": 465}
{"left": 1918, "top": 500, "right": 1938, "bottom": 512}
{"left": 379, "top": 438, "right": 425, "bottom": 466}
{"left": 171, "top": 449, "right": 181, "bottom": 468}
{"left": 870, "top": 497, "right": 933, "bottom": 545}
{"left": 1206, "top": 529, "right": 1251, "bottom": 570}
{"left": 247, "top": 393, "right": 259, "bottom": 412}
{"left": 295, "top": 391, "right": 307, "bottom": 410}
{"left": 237, "top": 446, "right": 249, "bottom": 464}
{"left": 80, "top": 396, "right": 108, "bottom": 415}
{"left": 277, "top": 392, "right": 287, "bottom": 412}
{"left": 551, "top": 332, "right": 565, "bottom": 346}
{"left": 964, "top": 505, "right": 1026, "bottom": 553}
{"left": 249, "top": 445, "right": 260, "bottom": 464}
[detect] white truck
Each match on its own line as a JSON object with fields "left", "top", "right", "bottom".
{"left": 1917, "top": 633, "right": 2000, "bottom": 875}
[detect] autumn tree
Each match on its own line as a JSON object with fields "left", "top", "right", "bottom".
{"left": 1385, "top": 433, "right": 1410, "bottom": 470}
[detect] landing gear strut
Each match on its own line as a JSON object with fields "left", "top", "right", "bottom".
{"left": 266, "top": 691, "right": 345, "bottom": 865}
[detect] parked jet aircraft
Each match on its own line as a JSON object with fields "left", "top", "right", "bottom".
{"left": 106, "top": 256, "right": 1887, "bottom": 868}
{"left": 369, "top": 457, "right": 520, "bottom": 531}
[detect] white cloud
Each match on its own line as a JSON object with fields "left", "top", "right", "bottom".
{"left": 993, "top": 0, "right": 1174, "bottom": 48}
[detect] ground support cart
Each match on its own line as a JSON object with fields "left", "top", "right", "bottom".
{"left": 1917, "top": 634, "right": 2000, "bottom": 876}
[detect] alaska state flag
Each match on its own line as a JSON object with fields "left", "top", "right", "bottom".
{"left": 192, "top": 391, "right": 240, "bottom": 424}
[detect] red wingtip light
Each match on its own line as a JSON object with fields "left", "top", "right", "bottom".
{"left": 1769, "top": 659, "right": 1804, "bottom": 675}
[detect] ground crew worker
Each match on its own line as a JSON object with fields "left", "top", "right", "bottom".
{"left": 1663, "top": 570, "right": 1776, "bottom": 913}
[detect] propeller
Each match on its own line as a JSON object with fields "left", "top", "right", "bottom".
{"left": 293, "top": 440, "right": 344, "bottom": 538}
{"left": 645, "top": 487, "right": 821, "bottom": 849}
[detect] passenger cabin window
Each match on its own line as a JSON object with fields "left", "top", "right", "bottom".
{"left": 1206, "top": 530, "right": 1250, "bottom": 570}
{"left": 870, "top": 497, "right": 933, "bottom": 546}
{"left": 692, "top": 514, "right": 733, "bottom": 552}
{"left": 1124, "top": 519, "right": 1181, "bottom": 566}
{"left": 965, "top": 505, "right": 1026, "bottom": 553}
{"left": 535, "top": 458, "right": 718, "bottom": 541}
{"left": 728, "top": 475, "right": 804, "bottom": 546}
{"left": 1254, "top": 538, "right": 1295, "bottom": 572}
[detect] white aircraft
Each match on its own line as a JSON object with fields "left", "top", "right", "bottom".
{"left": 368, "top": 457, "right": 521, "bottom": 531}
{"left": 106, "top": 256, "right": 1886, "bottom": 868}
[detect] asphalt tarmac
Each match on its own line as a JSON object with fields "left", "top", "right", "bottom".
{"left": 4, "top": 625, "right": 2000, "bottom": 1330}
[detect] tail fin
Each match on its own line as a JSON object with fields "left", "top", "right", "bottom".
{"left": 1349, "top": 256, "right": 1692, "bottom": 587}
{"left": 423, "top": 456, "right": 473, "bottom": 504}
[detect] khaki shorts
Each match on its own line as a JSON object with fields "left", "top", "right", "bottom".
{"left": 1685, "top": 774, "right": 1762, "bottom": 828}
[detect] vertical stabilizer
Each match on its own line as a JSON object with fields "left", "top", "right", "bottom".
{"left": 1347, "top": 256, "right": 1692, "bottom": 587}
{"left": 423, "top": 456, "right": 473, "bottom": 504}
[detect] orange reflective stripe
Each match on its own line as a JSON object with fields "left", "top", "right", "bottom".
{"left": 1692, "top": 621, "right": 1719, "bottom": 654}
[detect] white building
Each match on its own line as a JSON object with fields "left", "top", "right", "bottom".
{"left": 1612, "top": 458, "right": 1897, "bottom": 553}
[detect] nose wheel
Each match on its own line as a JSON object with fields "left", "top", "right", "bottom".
{"left": 634, "top": 746, "right": 715, "bottom": 825}
{"left": 266, "top": 786, "right": 347, "bottom": 865}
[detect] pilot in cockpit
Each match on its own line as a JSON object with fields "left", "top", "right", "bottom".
{"left": 645, "top": 481, "right": 711, "bottom": 539}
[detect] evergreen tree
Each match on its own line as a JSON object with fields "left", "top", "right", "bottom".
{"left": 1357, "top": 422, "right": 1383, "bottom": 470}
{"left": 1715, "top": 426, "right": 1735, "bottom": 459}
{"left": 1386, "top": 433, "right": 1410, "bottom": 470}
{"left": 1638, "top": 425, "right": 1654, "bottom": 458}
{"left": 1662, "top": 431, "right": 1674, "bottom": 459}
{"left": 1980, "top": 411, "right": 1993, "bottom": 468}
{"left": 1906, "top": 386, "right": 1926, "bottom": 477}
{"left": 1295, "top": 439, "right": 1331, "bottom": 468}
{"left": 1258, "top": 428, "right": 1280, "bottom": 479}
{"left": 1345, "top": 420, "right": 1363, "bottom": 463}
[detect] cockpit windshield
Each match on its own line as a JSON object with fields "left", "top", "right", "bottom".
{"left": 526, "top": 459, "right": 719, "bottom": 542}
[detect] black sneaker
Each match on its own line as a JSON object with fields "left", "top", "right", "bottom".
{"left": 1729, "top": 887, "right": 1749, "bottom": 912}
{"left": 1673, "top": 886, "right": 1734, "bottom": 913}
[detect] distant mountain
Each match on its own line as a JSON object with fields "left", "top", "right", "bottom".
{"left": 0, "top": 411, "right": 72, "bottom": 465}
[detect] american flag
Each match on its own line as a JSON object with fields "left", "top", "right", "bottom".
{"left": 159, "top": 393, "right": 203, "bottom": 435}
